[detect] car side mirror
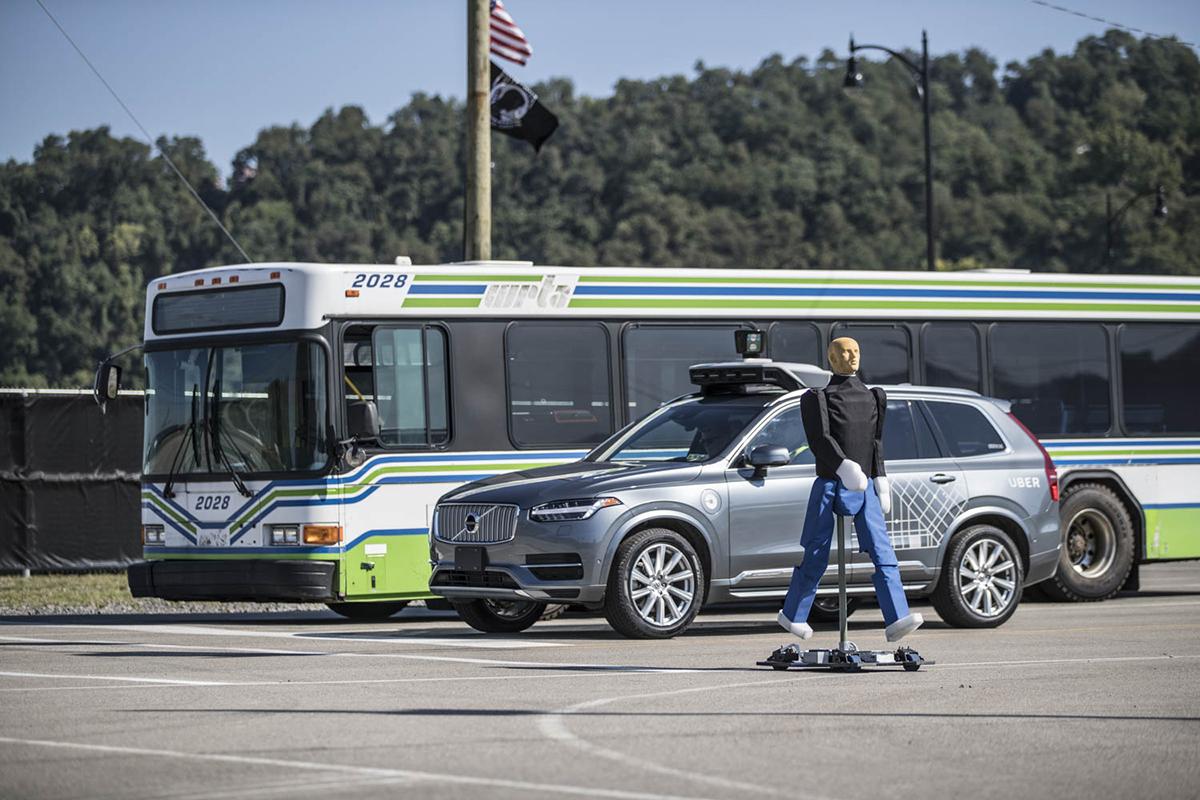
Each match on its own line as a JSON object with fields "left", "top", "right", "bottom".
{"left": 346, "top": 399, "right": 381, "bottom": 441}
{"left": 93, "top": 361, "right": 122, "bottom": 414}
{"left": 747, "top": 444, "right": 790, "bottom": 476}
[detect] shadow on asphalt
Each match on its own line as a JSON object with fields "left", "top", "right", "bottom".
{"left": 123, "top": 707, "right": 1200, "bottom": 723}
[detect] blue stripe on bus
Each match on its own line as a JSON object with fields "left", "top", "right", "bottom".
{"left": 572, "top": 285, "right": 1200, "bottom": 302}
{"left": 141, "top": 503, "right": 198, "bottom": 544}
{"left": 1142, "top": 503, "right": 1200, "bottom": 509}
{"left": 145, "top": 528, "right": 429, "bottom": 556}
{"left": 408, "top": 284, "right": 487, "bottom": 295}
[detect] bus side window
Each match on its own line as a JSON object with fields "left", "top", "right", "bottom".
{"left": 364, "top": 325, "right": 450, "bottom": 448}
{"left": 1119, "top": 323, "right": 1200, "bottom": 435}
{"left": 990, "top": 323, "right": 1110, "bottom": 437}
{"left": 623, "top": 324, "right": 741, "bottom": 422}
{"left": 506, "top": 322, "right": 613, "bottom": 447}
{"left": 831, "top": 323, "right": 911, "bottom": 384}
{"left": 922, "top": 323, "right": 981, "bottom": 392}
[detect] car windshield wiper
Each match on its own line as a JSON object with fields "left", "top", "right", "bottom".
{"left": 208, "top": 375, "right": 252, "bottom": 498}
{"left": 162, "top": 383, "right": 200, "bottom": 499}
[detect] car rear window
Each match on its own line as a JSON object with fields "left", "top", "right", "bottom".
{"left": 925, "top": 401, "right": 1006, "bottom": 458}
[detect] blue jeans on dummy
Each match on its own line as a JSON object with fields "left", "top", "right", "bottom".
{"left": 780, "top": 477, "right": 910, "bottom": 626}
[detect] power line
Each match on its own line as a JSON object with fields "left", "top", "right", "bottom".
{"left": 34, "top": 0, "right": 253, "bottom": 263}
{"left": 1029, "top": 1, "right": 1199, "bottom": 51}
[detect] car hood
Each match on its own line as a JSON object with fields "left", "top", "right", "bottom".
{"left": 440, "top": 460, "right": 704, "bottom": 506}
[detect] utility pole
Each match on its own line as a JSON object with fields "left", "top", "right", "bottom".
{"left": 465, "top": 0, "right": 492, "bottom": 261}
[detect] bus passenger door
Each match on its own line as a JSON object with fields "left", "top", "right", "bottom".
{"left": 338, "top": 323, "right": 451, "bottom": 600}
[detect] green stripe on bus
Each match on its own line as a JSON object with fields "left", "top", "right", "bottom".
{"left": 142, "top": 493, "right": 196, "bottom": 532}
{"left": 574, "top": 275, "right": 1200, "bottom": 291}
{"left": 413, "top": 274, "right": 542, "bottom": 282}
{"left": 566, "top": 298, "right": 1200, "bottom": 313}
{"left": 1145, "top": 508, "right": 1200, "bottom": 559}
{"left": 401, "top": 297, "right": 482, "bottom": 308}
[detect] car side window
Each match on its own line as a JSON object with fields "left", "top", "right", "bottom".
{"left": 745, "top": 406, "right": 814, "bottom": 466}
{"left": 883, "top": 400, "right": 942, "bottom": 461}
{"left": 925, "top": 401, "right": 1006, "bottom": 457}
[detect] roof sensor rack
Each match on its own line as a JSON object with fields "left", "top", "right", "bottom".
{"left": 689, "top": 361, "right": 830, "bottom": 394}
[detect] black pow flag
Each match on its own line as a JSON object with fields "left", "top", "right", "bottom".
{"left": 490, "top": 61, "right": 559, "bottom": 152}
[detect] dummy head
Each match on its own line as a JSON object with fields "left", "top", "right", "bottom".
{"left": 828, "top": 337, "right": 860, "bottom": 376}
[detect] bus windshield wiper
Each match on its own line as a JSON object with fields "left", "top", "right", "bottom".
{"left": 208, "top": 376, "right": 253, "bottom": 498}
{"left": 163, "top": 383, "right": 200, "bottom": 499}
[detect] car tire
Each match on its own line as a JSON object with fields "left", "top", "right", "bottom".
{"left": 1041, "top": 483, "right": 1135, "bottom": 602}
{"left": 931, "top": 524, "right": 1024, "bottom": 628}
{"left": 604, "top": 528, "right": 705, "bottom": 639}
{"left": 805, "top": 595, "right": 861, "bottom": 624}
{"left": 451, "top": 599, "right": 545, "bottom": 633}
{"left": 325, "top": 601, "right": 409, "bottom": 620}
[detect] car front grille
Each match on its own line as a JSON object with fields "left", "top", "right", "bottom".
{"left": 434, "top": 503, "right": 519, "bottom": 544}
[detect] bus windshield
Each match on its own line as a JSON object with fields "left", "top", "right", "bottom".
{"left": 143, "top": 341, "right": 328, "bottom": 477}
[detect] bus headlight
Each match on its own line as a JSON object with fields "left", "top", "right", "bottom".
{"left": 529, "top": 497, "right": 622, "bottom": 522}
{"left": 142, "top": 524, "right": 165, "bottom": 544}
{"left": 269, "top": 525, "right": 300, "bottom": 545}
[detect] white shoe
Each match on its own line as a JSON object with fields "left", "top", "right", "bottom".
{"left": 777, "top": 610, "right": 813, "bottom": 640}
{"left": 885, "top": 612, "right": 924, "bottom": 642}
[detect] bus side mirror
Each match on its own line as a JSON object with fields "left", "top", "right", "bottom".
{"left": 93, "top": 361, "right": 122, "bottom": 413}
{"left": 346, "top": 399, "right": 381, "bottom": 441}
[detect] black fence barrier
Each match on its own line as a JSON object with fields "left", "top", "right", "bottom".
{"left": 0, "top": 390, "right": 143, "bottom": 572}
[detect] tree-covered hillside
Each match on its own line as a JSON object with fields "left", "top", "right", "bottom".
{"left": 1, "top": 29, "right": 1197, "bottom": 386}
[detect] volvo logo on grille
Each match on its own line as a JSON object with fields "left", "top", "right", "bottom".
{"left": 464, "top": 514, "right": 479, "bottom": 534}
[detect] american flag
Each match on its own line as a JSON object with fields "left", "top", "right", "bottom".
{"left": 490, "top": 0, "right": 533, "bottom": 66}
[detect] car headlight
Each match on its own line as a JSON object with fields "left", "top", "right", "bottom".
{"left": 142, "top": 524, "right": 165, "bottom": 544}
{"left": 529, "top": 497, "right": 623, "bottom": 522}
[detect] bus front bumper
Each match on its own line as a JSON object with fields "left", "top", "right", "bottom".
{"left": 127, "top": 560, "right": 338, "bottom": 602}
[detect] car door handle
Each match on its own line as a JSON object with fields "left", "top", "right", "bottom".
{"left": 929, "top": 473, "right": 956, "bottom": 484}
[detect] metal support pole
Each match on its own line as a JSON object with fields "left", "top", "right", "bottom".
{"left": 465, "top": 0, "right": 492, "bottom": 262}
{"left": 921, "top": 30, "right": 935, "bottom": 272}
{"left": 837, "top": 515, "right": 850, "bottom": 651}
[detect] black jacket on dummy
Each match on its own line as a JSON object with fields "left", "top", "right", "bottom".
{"left": 799, "top": 374, "right": 887, "bottom": 480}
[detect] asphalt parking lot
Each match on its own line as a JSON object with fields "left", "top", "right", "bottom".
{"left": 2, "top": 563, "right": 1198, "bottom": 800}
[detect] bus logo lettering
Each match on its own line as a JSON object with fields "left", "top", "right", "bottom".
{"left": 482, "top": 275, "right": 575, "bottom": 310}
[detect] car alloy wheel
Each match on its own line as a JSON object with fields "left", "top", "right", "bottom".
{"left": 956, "top": 536, "right": 1018, "bottom": 618}
{"left": 628, "top": 541, "right": 696, "bottom": 628}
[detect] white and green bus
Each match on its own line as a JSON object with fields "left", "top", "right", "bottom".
{"left": 103, "top": 260, "right": 1199, "bottom": 620}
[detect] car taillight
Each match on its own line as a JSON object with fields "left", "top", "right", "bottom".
{"left": 1007, "top": 412, "right": 1059, "bottom": 502}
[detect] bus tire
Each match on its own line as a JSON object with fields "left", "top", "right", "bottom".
{"left": 326, "top": 601, "right": 409, "bottom": 620}
{"left": 603, "top": 528, "right": 704, "bottom": 639}
{"left": 931, "top": 524, "right": 1024, "bottom": 628}
{"left": 540, "top": 603, "right": 569, "bottom": 622}
{"left": 1042, "top": 483, "right": 1134, "bottom": 602}
{"left": 451, "top": 599, "right": 544, "bottom": 633}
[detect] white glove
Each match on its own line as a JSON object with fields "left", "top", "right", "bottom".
{"left": 836, "top": 459, "right": 868, "bottom": 492}
{"left": 875, "top": 476, "right": 892, "bottom": 515}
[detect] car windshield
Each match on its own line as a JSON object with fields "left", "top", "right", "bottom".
{"left": 591, "top": 397, "right": 769, "bottom": 463}
{"left": 143, "top": 341, "right": 328, "bottom": 476}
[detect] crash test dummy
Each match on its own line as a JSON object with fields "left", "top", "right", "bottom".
{"left": 777, "top": 337, "right": 925, "bottom": 642}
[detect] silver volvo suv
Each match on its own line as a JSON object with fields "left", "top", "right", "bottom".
{"left": 430, "top": 361, "right": 1061, "bottom": 638}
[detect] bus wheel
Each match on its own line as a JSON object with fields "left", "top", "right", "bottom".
{"left": 931, "top": 525, "right": 1024, "bottom": 628}
{"left": 452, "top": 599, "right": 545, "bottom": 633}
{"left": 1042, "top": 483, "right": 1134, "bottom": 602}
{"left": 540, "top": 603, "right": 569, "bottom": 621}
{"left": 325, "top": 601, "right": 409, "bottom": 621}
{"left": 806, "top": 595, "right": 861, "bottom": 624}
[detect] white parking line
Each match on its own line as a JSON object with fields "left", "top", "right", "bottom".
{"left": 0, "top": 736, "right": 723, "bottom": 800}
{"left": 0, "top": 622, "right": 568, "bottom": 649}
{"left": 0, "top": 671, "right": 238, "bottom": 686}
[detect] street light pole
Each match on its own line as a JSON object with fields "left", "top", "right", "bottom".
{"left": 465, "top": 0, "right": 491, "bottom": 262}
{"left": 847, "top": 31, "right": 935, "bottom": 272}
{"left": 1105, "top": 185, "right": 1168, "bottom": 264}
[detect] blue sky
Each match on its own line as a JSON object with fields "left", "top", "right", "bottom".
{"left": 3, "top": 0, "right": 1197, "bottom": 173}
